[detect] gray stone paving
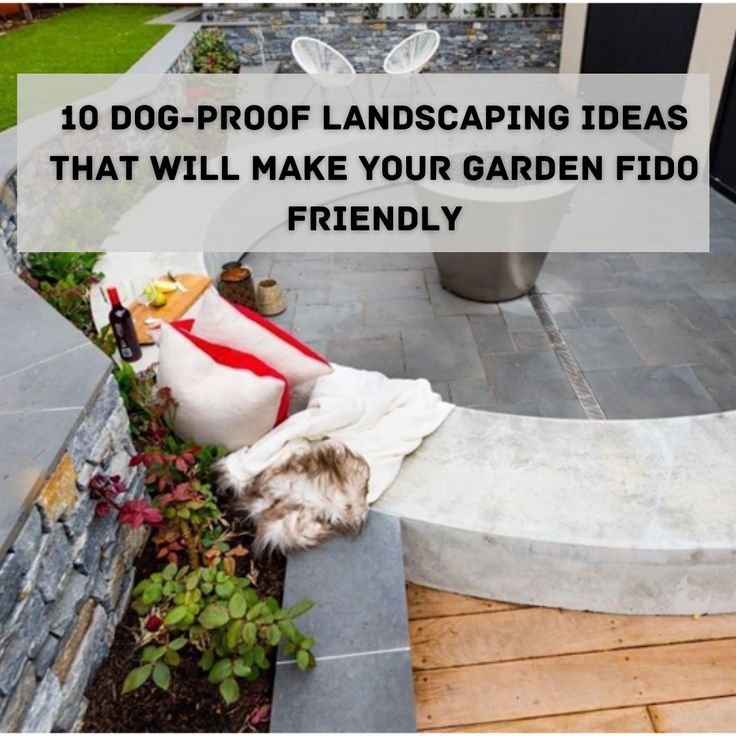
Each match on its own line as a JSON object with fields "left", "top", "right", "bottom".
{"left": 206, "top": 188, "right": 736, "bottom": 420}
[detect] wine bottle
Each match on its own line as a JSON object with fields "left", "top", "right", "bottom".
{"left": 107, "top": 287, "right": 142, "bottom": 362}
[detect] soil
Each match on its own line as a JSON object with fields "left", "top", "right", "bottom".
{"left": 83, "top": 535, "right": 286, "bottom": 733}
{"left": 0, "top": 5, "right": 67, "bottom": 33}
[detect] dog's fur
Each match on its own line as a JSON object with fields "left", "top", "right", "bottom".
{"left": 216, "top": 438, "right": 370, "bottom": 556}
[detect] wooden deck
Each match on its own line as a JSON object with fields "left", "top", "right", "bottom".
{"left": 408, "top": 585, "right": 736, "bottom": 732}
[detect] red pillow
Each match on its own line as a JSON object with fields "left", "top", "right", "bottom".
{"left": 155, "top": 320, "right": 289, "bottom": 450}
{"left": 190, "top": 289, "right": 332, "bottom": 386}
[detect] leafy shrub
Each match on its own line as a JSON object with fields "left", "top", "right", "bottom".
{"left": 405, "top": 3, "right": 427, "bottom": 19}
{"left": 112, "top": 364, "right": 317, "bottom": 707}
{"left": 25, "top": 252, "right": 102, "bottom": 284}
{"left": 131, "top": 442, "right": 238, "bottom": 571}
{"left": 124, "top": 562, "right": 316, "bottom": 703}
{"left": 28, "top": 253, "right": 116, "bottom": 357}
{"left": 364, "top": 3, "right": 381, "bottom": 19}
{"left": 191, "top": 29, "right": 239, "bottom": 73}
{"left": 114, "top": 363, "right": 176, "bottom": 445}
{"left": 439, "top": 3, "right": 455, "bottom": 18}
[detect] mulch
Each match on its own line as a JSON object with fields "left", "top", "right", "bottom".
{"left": 83, "top": 535, "right": 286, "bottom": 733}
{"left": 0, "top": 6, "right": 66, "bottom": 33}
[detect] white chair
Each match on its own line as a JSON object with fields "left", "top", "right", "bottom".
{"left": 383, "top": 29, "right": 440, "bottom": 75}
{"left": 291, "top": 36, "right": 356, "bottom": 81}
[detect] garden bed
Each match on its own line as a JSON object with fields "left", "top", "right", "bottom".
{"left": 83, "top": 538, "right": 285, "bottom": 733}
{"left": 19, "top": 254, "right": 317, "bottom": 733}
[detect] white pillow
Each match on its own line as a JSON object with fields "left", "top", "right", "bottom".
{"left": 156, "top": 321, "right": 289, "bottom": 451}
{"left": 191, "top": 289, "right": 332, "bottom": 387}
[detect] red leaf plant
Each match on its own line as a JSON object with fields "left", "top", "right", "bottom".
{"left": 88, "top": 473, "right": 161, "bottom": 529}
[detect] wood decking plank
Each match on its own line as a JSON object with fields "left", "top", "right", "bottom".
{"left": 406, "top": 584, "right": 520, "bottom": 620}
{"left": 426, "top": 706, "right": 654, "bottom": 732}
{"left": 649, "top": 696, "right": 736, "bottom": 732}
{"left": 411, "top": 608, "right": 736, "bottom": 670}
{"left": 414, "top": 638, "right": 736, "bottom": 729}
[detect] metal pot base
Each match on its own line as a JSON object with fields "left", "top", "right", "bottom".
{"left": 433, "top": 252, "right": 549, "bottom": 303}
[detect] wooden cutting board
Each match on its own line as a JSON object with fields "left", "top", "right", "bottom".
{"left": 129, "top": 273, "right": 212, "bottom": 345}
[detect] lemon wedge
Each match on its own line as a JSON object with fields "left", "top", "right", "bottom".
{"left": 154, "top": 280, "right": 178, "bottom": 293}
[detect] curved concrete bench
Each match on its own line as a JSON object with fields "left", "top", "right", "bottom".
{"left": 375, "top": 407, "right": 736, "bottom": 615}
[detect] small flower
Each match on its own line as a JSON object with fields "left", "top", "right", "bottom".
{"left": 145, "top": 615, "right": 163, "bottom": 632}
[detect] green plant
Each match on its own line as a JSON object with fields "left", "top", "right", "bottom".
{"left": 132, "top": 442, "right": 231, "bottom": 570}
{"left": 114, "top": 363, "right": 176, "bottom": 445}
{"left": 439, "top": 3, "right": 455, "bottom": 18}
{"left": 28, "top": 252, "right": 116, "bottom": 356}
{"left": 191, "top": 28, "right": 239, "bottom": 73}
{"left": 25, "top": 251, "right": 103, "bottom": 284}
{"left": 521, "top": 3, "right": 537, "bottom": 17}
{"left": 363, "top": 3, "right": 381, "bottom": 19}
{"left": 124, "top": 562, "right": 316, "bottom": 703}
{"left": 38, "top": 275, "right": 94, "bottom": 332}
{"left": 404, "top": 3, "right": 427, "bottom": 19}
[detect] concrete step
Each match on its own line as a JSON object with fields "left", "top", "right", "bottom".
{"left": 376, "top": 406, "right": 736, "bottom": 615}
{"left": 270, "top": 511, "right": 416, "bottom": 733}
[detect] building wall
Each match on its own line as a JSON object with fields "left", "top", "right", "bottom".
{"left": 558, "top": 3, "right": 736, "bottom": 136}
{"left": 558, "top": 2, "right": 586, "bottom": 74}
{"left": 206, "top": 7, "right": 562, "bottom": 72}
{"left": 687, "top": 4, "right": 736, "bottom": 131}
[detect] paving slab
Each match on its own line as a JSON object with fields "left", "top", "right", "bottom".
{"left": 584, "top": 365, "right": 720, "bottom": 419}
{"left": 271, "top": 512, "right": 415, "bottom": 732}
{"left": 692, "top": 282, "right": 736, "bottom": 322}
{"left": 509, "top": 330, "right": 553, "bottom": 353}
{"left": 672, "top": 297, "right": 736, "bottom": 340}
{"left": 332, "top": 252, "right": 434, "bottom": 271}
{"left": 329, "top": 270, "right": 427, "bottom": 303}
{"left": 468, "top": 314, "right": 515, "bottom": 354}
{"left": 498, "top": 297, "right": 545, "bottom": 331}
{"left": 536, "top": 255, "right": 619, "bottom": 293}
{"left": 448, "top": 379, "right": 495, "bottom": 408}
{"left": 481, "top": 352, "right": 577, "bottom": 404}
{"left": 609, "top": 304, "right": 719, "bottom": 367}
{"left": 691, "top": 361, "right": 736, "bottom": 410}
{"left": 326, "top": 336, "right": 405, "bottom": 377}
{"left": 363, "top": 298, "right": 434, "bottom": 325}
{"left": 271, "top": 651, "right": 415, "bottom": 733}
{"left": 0, "top": 343, "right": 110, "bottom": 413}
{"left": 292, "top": 302, "right": 364, "bottom": 341}
{"left": 540, "top": 293, "right": 583, "bottom": 328}
{"left": 0, "top": 274, "right": 88, "bottom": 378}
{"left": 401, "top": 316, "right": 485, "bottom": 381}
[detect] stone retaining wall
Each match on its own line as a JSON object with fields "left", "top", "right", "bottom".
{"left": 202, "top": 8, "right": 562, "bottom": 72}
{"left": 0, "top": 377, "right": 146, "bottom": 732}
{"left": 0, "top": 171, "right": 18, "bottom": 273}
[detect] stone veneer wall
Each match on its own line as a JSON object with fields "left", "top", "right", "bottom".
{"left": 0, "top": 377, "right": 147, "bottom": 732}
{"left": 202, "top": 8, "right": 562, "bottom": 72}
{"left": 0, "top": 171, "right": 19, "bottom": 273}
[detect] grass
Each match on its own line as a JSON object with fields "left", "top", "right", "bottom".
{"left": 0, "top": 4, "right": 172, "bottom": 131}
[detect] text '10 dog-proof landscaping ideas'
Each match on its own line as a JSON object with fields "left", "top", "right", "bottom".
{"left": 17, "top": 73, "right": 710, "bottom": 253}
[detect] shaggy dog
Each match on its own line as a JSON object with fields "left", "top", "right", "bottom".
{"left": 216, "top": 438, "right": 370, "bottom": 556}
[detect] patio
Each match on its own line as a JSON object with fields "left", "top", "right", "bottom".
{"left": 206, "top": 188, "right": 736, "bottom": 421}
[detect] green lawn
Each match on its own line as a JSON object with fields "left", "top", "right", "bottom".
{"left": 0, "top": 4, "right": 172, "bottom": 131}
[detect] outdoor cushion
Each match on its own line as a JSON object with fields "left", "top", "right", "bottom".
{"left": 155, "top": 320, "right": 289, "bottom": 451}
{"left": 191, "top": 289, "right": 332, "bottom": 386}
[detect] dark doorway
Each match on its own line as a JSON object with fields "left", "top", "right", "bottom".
{"left": 582, "top": 4, "right": 701, "bottom": 74}
{"left": 712, "top": 34, "right": 736, "bottom": 201}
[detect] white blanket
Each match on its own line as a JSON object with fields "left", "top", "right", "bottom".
{"left": 220, "top": 364, "right": 454, "bottom": 503}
